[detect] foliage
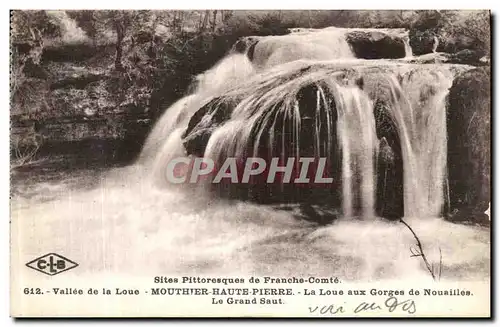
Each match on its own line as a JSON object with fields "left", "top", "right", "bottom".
{"left": 11, "top": 9, "right": 491, "bottom": 122}
{"left": 444, "top": 11, "right": 490, "bottom": 55}
{"left": 11, "top": 10, "right": 62, "bottom": 41}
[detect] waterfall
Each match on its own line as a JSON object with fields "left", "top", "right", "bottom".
{"left": 46, "top": 10, "right": 88, "bottom": 43}
{"left": 138, "top": 53, "right": 255, "bottom": 173}
{"left": 432, "top": 36, "right": 439, "bottom": 53}
{"left": 376, "top": 70, "right": 454, "bottom": 217}
{"left": 403, "top": 33, "right": 414, "bottom": 58}
{"left": 252, "top": 28, "right": 355, "bottom": 68}
{"left": 335, "top": 85, "right": 377, "bottom": 218}
{"left": 11, "top": 21, "right": 489, "bottom": 285}
{"left": 139, "top": 27, "right": 470, "bottom": 219}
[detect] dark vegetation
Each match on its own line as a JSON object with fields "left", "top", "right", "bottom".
{"left": 10, "top": 10, "right": 490, "bottom": 171}
{"left": 408, "top": 10, "right": 490, "bottom": 58}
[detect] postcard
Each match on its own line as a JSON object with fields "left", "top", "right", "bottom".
{"left": 10, "top": 9, "right": 491, "bottom": 317}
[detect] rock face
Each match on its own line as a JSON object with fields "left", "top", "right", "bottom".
{"left": 359, "top": 71, "right": 405, "bottom": 219}
{"left": 232, "top": 36, "right": 260, "bottom": 61}
{"left": 446, "top": 67, "right": 490, "bottom": 222}
{"left": 409, "top": 27, "right": 488, "bottom": 65}
{"left": 409, "top": 29, "right": 437, "bottom": 56}
{"left": 182, "top": 68, "right": 411, "bottom": 219}
{"left": 182, "top": 83, "right": 343, "bottom": 206}
{"left": 375, "top": 136, "right": 403, "bottom": 219}
{"left": 447, "top": 49, "right": 486, "bottom": 66}
{"left": 346, "top": 31, "right": 406, "bottom": 59}
{"left": 11, "top": 36, "right": 156, "bottom": 165}
{"left": 373, "top": 103, "right": 404, "bottom": 220}
{"left": 182, "top": 99, "right": 234, "bottom": 157}
{"left": 436, "top": 34, "right": 483, "bottom": 55}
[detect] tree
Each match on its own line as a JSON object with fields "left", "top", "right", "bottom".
{"left": 93, "top": 11, "right": 136, "bottom": 70}
{"left": 447, "top": 10, "right": 490, "bottom": 56}
{"left": 11, "top": 10, "right": 62, "bottom": 42}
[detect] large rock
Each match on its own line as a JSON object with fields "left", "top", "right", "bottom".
{"left": 409, "top": 27, "right": 488, "bottom": 63}
{"left": 346, "top": 31, "right": 406, "bottom": 59}
{"left": 375, "top": 135, "right": 403, "bottom": 219}
{"left": 405, "top": 50, "right": 487, "bottom": 66}
{"left": 446, "top": 67, "right": 490, "bottom": 222}
{"left": 447, "top": 49, "right": 486, "bottom": 66}
{"left": 436, "top": 34, "right": 484, "bottom": 55}
{"left": 182, "top": 83, "right": 343, "bottom": 207}
{"left": 182, "top": 99, "right": 233, "bottom": 157}
{"left": 182, "top": 69, "right": 410, "bottom": 219}
{"left": 232, "top": 36, "right": 260, "bottom": 61}
{"left": 409, "top": 29, "right": 437, "bottom": 56}
{"left": 360, "top": 72, "right": 405, "bottom": 219}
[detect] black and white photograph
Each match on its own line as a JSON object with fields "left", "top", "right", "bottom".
{"left": 9, "top": 9, "right": 491, "bottom": 317}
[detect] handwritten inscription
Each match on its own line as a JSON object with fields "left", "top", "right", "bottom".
{"left": 309, "top": 296, "right": 416, "bottom": 315}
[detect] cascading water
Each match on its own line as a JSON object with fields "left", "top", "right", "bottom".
{"left": 432, "top": 36, "right": 439, "bottom": 53}
{"left": 403, "top": 33, "right": 414, "bottom": 58}
{"left": 144, "top": 47, "right": 468, "bottom": 218}
{"left": 140, "top": 26, "right": 470, "bottom": 219}
{"left": 335, "top": 85, "right": 378, "bottom": 218}
{"left": 399, "top": 70, "right": 453, "bottom": 217}
{"left": 12, "top": 26, "right": 488, "bottom": 284}
{"left": 250, "top": 28, "right": 355, "bottom": 68}
{"left": 369, "top": 70, "right": 454, "bottom": 218}
{"left": 138, "top": 53, "right": 256, "bottom": 182}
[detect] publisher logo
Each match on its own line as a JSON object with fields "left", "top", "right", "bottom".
{"left": 26, "top": 253, "right": 78, "bottom": 276}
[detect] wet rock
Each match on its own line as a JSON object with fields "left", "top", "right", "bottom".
{"left": 374, "top": 104, "right": 404, "bottom": 219}
{"left": 445, "top": 208, "right": 490, "bottom": 227}
{"left": 480, "top": 56, "right": 490, "bottom": 65}
{"left": 181, "top": 83, "right": 343, "bottom": 212}
{"left": 182, "top": 99, "right": 234, "bottom": 157}
{"left": 408, "top": 29, "right": 437, "bottom": 56}
{"left": 378, "top": 137, "right": 395, "bottom": 166}
{"left": 232, "top": 36, "right": 260, "bottom": 61}
{"left": 406, "top": 50, "right": 487, "bottom": 67}
{"left": 447, "top": 67, "right": 490, "bottom": 218}
{"left": 436, "top": 34, "right": 483, "bottom": 55}
{"left": 409, "top": 27, "right": 487, "bottom": 63}
{"left": 340, "top": 72, "right": 404, "bottom": 219}
{"left": 404, "top": 52, "right": 451, "bottom": 64}
{"left": 346, "top": 31, "right": 406, "bottom": 59}
{"left": 299, "top": 203, "right": 338, "bottom": 225}
{"left": 447, "top": 49, "right": 486, "bottom": 66}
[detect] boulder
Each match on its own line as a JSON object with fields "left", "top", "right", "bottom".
{"left": 409, "top": 27, "right": 488, "bottom": 62}
{"left": 182, "top": 99, "right": 233, "bottom": 157}
{"left": 436, "top": 34, "right": 483, "bottom": 55}
{"left": 447, "top": 49, "right": 486, "bottom": 66}
{"left": 408, "top": 29, "right": 438, "bottom": 56}
{"left": 375, "top": 136, "right": 403, "bottom": 219}
{"left": 181, "top": 83, "right": 343, "bottom": 208}
{"left": 373, "top": 102, "right": 404, "bottom": 219}
{"left": 231, "top": 36, "right": 260, "bottom": 61}
{"left": 446, "top": 67, "right": 490, "bottom": 221}
{"left": 346, "top": 31, "right": 406, "bottom": 59}
{"left": 360, "top": 71, "right": 405, "bottom": 218}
